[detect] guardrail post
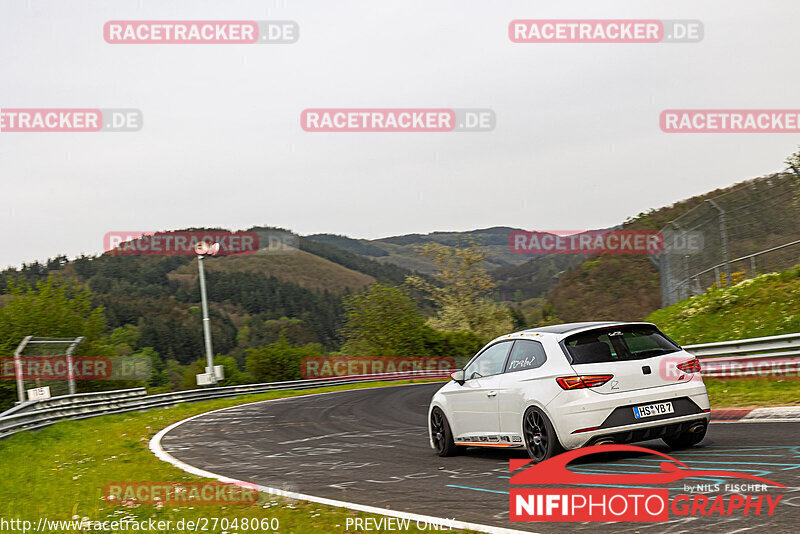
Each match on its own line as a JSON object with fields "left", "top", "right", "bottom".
{"left": 706, "top": 199, "right": 731, "bottom": 284}
{"left": 65, "top": 336, "right": 84, "bottom": 396}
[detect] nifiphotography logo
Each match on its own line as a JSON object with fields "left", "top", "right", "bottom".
{"left": 510, "top": 445, "right": 785, "bottom": 522}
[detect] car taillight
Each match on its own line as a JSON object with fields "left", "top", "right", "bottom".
{"left": 556, "top": 375, "right": 614, "bottom": 390}
{"left": 676, "top": 358, "right": 701, "bottom": 373}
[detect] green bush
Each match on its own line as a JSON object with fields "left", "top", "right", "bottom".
{"left": 245, "top": 338, "right": 326, "bottom": 382}
{"left": 647, "top": 265, "right": 800, "bottom": 344}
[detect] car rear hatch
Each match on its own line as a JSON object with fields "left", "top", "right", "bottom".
{"left": 561, "top": 324, "right": 692, "bottom": 394}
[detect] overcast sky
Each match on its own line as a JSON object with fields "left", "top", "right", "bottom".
{"left": 2, "top": 0, "right": 799, "bottom": 269}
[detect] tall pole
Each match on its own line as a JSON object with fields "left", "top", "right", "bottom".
{"left": 197, "top": 254, "right": 217, "bottom": 385}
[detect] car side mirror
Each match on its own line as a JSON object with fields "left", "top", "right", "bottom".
{"left": 451, "top": 370, "right": 465, "bottom": 385}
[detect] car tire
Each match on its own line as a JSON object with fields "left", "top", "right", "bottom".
{"left": 430, "top": 407, "right": 462, "bottom": 457}
{"left": 663, "top": 424, "right": 707, "bottom": 449}
{"left": 522, "top": 407, "right": 564, "bottom": 462}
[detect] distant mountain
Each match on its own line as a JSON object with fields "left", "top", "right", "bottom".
{"left": 374, "top": 226, "right": 516, "bottom": 247}
{"left": 307, "top": 227, "right": 587, "bottom": 300}
{"left": 297, "top": 236, "right": 409, "bottom": 284}
{"left": 305, "top": 234, "right": 389, "bottom": 257}
{"left": 308, "top": 226, "right": 540, "bottom": 274}
{"left": 492, "top": 255, "right": 587, "bottom": 302}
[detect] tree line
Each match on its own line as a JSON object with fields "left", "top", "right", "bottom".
{"left": 0, "top": 240, "right": 518, "bottom": 410}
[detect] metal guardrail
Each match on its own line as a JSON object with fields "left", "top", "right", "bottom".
{"left": 0, "top": 369, "right": 451, "bottom": 440}
{"left": 685, "top": 333, "right": 800, "bottom": 378}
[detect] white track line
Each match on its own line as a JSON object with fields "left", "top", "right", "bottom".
{"left": 149, "top": 383, "right": 536, "bottom": 534}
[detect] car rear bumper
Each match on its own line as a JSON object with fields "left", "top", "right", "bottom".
{"left": 549, "top": 379, "right": 710, "bottom": 449}
{"left": 582, "top": 416, "right": 709, "bottom": 447}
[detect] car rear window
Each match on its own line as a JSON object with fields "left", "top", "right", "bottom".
{"left": 563, "top": 325, "right": 680, "bottom": 364}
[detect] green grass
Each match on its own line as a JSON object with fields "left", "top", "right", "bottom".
{"left": 647, "top": 265, "right": 800, "bottom": 344}
{"left": 0, "top": 380, "right": 463, "bottom": 534}
{"left": 2, "top": 376, "right": 795, "bottom": 534}
{"left": 644, "top": 265, "right": 800, "bottom": 408}
{"left": 705, "top": 379, "right": 800, "bottom": 408}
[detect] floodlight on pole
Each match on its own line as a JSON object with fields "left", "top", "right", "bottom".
{"left": 195, "top": 241, "right": 220, "bottom": 385}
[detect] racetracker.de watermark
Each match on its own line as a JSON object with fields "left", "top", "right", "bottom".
{"left": 300, "top": 108, "right": 495, "bottom": 132}
{"left": 509, "top": 230, "right": 701, "bottom": 255}
{"left": 300, "top": 356, "right": 456, "bottom": 378}
{"left": 103, "top": 230, "right": 298, "bottom": 256}
{"left": 509, "top": 20, "right": 703, "bottom": 43}
{"left": 1, "top": 356, "right": 151, "bottom": 381}
{"left": 104, "top": 21, "right": 298, "bottom": 44}
{"left": 660, "top": 110, "right": 800, "bottom": 133}
{"left": 0, "top": 108, "right": 142, "bottom": 132}
{"left": 696, "top": 358, "right": 800, "bottom": 378}
{"left": 103, "top": 481, "right": 258, "bottom": 505}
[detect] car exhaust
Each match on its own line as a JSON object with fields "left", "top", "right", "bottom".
{"left": 688, "top": 423, "right": 706, "bottom": 434}
{"left": 594, "top": 437, "right": 615, "bottom": 445}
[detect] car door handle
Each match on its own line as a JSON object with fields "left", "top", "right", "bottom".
{"left": 487, "top": 391, "right": 497, "bottom": 397}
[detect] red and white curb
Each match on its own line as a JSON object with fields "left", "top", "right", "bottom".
{"left": 711, "top": 406, "right": 800, "bottom": 423}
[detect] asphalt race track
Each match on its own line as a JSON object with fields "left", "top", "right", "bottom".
{"left": 158, "top": 382, "right": 800, "bottom": 533}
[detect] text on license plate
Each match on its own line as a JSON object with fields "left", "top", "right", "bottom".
{"left": 633, "top": 401, "right": 674, "bottom": 419}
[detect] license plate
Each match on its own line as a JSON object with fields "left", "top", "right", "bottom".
{"left": 633, "top": 401, "right": 674, "bottom": 419}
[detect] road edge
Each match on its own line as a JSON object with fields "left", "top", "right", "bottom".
{"left": 711, "top": 406, "right": 800, "bottom": 423}
{"left": 149, "top": 383, "right": 535, "bottom": 534}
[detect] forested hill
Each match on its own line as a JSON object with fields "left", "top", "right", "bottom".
{"left": 0, "top": 229, "right": 420, "bottom": 361}
{"left": 307, "top": 228, "right": 587, "bottom": 301}
{"left": 545, "top": 171, "right": 800, "bottom": 323}
{"left": 309, "top": 226, "right": 528, "bottom": 273}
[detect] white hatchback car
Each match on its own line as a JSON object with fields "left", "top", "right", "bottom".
{"left": 428, "top": 322, "right": 710, "bottom": 461}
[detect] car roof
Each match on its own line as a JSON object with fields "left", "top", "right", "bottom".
{"left": 506, "top": 321, "right": 653, "bottom": 339}
{"left": 488, "top": 321, "right": 656, "bottom": 345}
{"left": 525, "top": 321, "right": 626, "bottom": 335}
